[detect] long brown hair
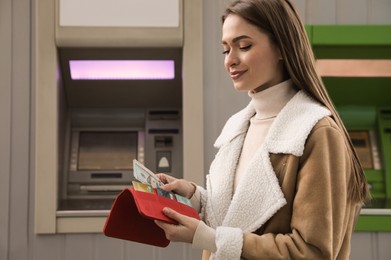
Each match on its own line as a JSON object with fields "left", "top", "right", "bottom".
{"left": 222, "top": 0, "right": 370, "bottom": 203}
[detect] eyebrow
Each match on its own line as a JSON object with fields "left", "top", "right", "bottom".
{"left": 221, "top": 35, "right": 252, "bottom": 45}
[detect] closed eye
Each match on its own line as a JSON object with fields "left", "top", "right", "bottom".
{"left": 222, "top": 44, "right": 251, "bottom": 55}
{"left": 240, "top": 45, "right": 252, "bottom": 51}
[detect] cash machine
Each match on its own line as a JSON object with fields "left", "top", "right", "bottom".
{"left": 310, "top": 25, "right": 391, "bottom": 231}
{"left": 57, "top": 48, "right": 184, "bottom": 211}
{"left": 34, "top": 0, "right": 203, "bottom": 234}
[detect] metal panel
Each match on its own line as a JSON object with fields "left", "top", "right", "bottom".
{"left": 94, "top": 235, "right": 123, "bottom": 260}
{"left": 186, "top": 245, "right": 203, "bottom": 260}
{"left": 311, "top": 0, "right": 337, "bottom": 24}
{"left": 32, "top": 236, "right": 64, "bottom": 260}
{"left": 34, "top": 0, "right": 58, "bottom": 234}
{"left": 156, "top": 243, "right": 186, "bottom": 260}
{"left": 378, "top": 232, "right": 391, "bottom": 260}
{"left": 337, "top": 0, "right": 368, "bottom": 24}
{"left": 9, "top": 0, "right": 31, "bottom": 259}
{"left": 182, "top": 0, "right": 204, "bottom": 185}
{"left": 124, "top": 242, "right": 155, "bottom": 259}
{"left": 292, "top": 0, "right": 307, "bottom": 23}
{"left": 371, "top": 0, "right": 391, "bottom": 24}
{"left": 202, "top": 0, "right": 224, "bottom": 172}
{"left": 64, "top": 234, "right": 94, "bottom": 260}
{"left": 351, "top": 233, "right": 375, "bottom": 260}
{"left": 55, "top": 0, "right": 183, "bottom": 47}
{"left": 59, "top": 0, "right": 179, "bottom": 27}
{"left": 0, "top": 0, "right": 12, "bottom": 258}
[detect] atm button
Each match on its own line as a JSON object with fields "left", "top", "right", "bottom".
{"left": 156, "top": 151, "right": 171, "bottom": 173}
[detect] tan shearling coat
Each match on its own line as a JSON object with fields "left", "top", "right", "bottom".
{"left": 198, "top": 91, "right": 361, "bottom": 259}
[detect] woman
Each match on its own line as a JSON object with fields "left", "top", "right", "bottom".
{"left": 155, "top": 0, "right": 369, "bottom": 259}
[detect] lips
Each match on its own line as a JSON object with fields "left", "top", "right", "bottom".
{"left": 230, "top": 70, "right": 247, "bottom": 80}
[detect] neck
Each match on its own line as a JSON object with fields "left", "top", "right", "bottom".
{"left": 248, "top": 79, "right": 297, "bottom": 120}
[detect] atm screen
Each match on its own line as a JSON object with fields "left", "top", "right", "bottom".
{"left": 349, "top": 130, "right": 374, "bottom": 169}
{"left": 78, "top": 131, "right": 138, "bottom": 171}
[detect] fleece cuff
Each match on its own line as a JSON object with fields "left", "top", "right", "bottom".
{"left": 212, "top": 226, "right": 243, "bottom": 260}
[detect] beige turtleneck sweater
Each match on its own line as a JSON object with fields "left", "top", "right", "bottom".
{"left": 191, "top": 79, "right": 297, "bottom": 252}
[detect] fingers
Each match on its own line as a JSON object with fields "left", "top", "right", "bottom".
{"left": 159, "top": 181, "right": 178, "bottom": 192}
{"left": 156, "top": 174, "right": 180, "bottom": 193}
{"left": 154, "top": 219, "right": 171, "bottom": 231}
{"left": 154, "top": 208, "right": 200, "bottom": 243}
{"left": 156, "top": 173, "right": 171, "bottom": 184}
{"left": 162, "top": 208, "right": 185, "bottom": 223}
{"left": 156, "top": 174, "right": 175, "bottom": 192}
{"left": 154, "top": 220, "right": 180, "bottom": 242}
{"left": 154, "top": 209, "right": 181, "bottom": 242}
{"left": 155, "top": 175, "right": 195, "bottom": 198}
{"left": 156, "top": 173, "right": 177, "bottom": 185}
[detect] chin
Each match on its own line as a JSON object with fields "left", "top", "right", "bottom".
{"left": 233, "top": 83, "right": 248, "bottom": 92}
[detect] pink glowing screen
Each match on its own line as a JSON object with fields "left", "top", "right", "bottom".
{"left": 69, "top": 60, "right": 175, "bottom": 80}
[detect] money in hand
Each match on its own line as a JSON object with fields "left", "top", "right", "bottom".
{"left": 133, "top": 159, "right": 163, "bottom": 188}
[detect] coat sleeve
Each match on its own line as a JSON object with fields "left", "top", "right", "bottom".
{"left": 241, "top": 121, "right": 355, "bottom": 259}
{"left": 194, "top": 185, "right": 208, "bottom": 220}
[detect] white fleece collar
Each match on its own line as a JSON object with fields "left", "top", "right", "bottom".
{"left": 214, "top": 90, "right": 330, "bottom": 156}
{"left": 206, "top": 91, "right": 331, "bottom": 259}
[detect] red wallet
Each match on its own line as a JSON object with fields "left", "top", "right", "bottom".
{"left": 103, "top": 188, "right": 200, "bottom": 247}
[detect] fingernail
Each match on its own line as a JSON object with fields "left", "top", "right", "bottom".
{"left": 163, "top": 208, "right": 170, "bottom": 214}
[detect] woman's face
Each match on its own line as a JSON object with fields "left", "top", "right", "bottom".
{"left": 222, "top": 14, "right": 285, "bottom": 93}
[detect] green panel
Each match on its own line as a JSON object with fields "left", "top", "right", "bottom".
{"left": 314, "top": 46, "right": 391, "bottom": 59}
{"left": 365, "top": 170, "right": 385, "bottom": 198}
{"left": 355, "top": 215, "right": 391, "bottom": 231}
{"left": 337, "top": 106, "right": 377, "bottom": 129}
{"left": 365, "top": 170, "right": 385, "bottom": 182}
{"left": 324, "top": 78, "right": 391, "bottom": 107}
{"left": 313, "top": 25, "right": 391, "bottom": 231}
{"left": 312, "top": 25, "right": 391, "bottom": 46}
{"left": 378, "top": 108, "right": 391, "bottom": 199}
{"left": 369, "top": 182, "right": 385, "bottom": 192}
{"left": 305, "top": 25, "right": 312, "bottom": 44}
{"left": 311, "top": 25, "right": 391, "bottom": 59}
{"left": 370, "top": 192, "right": 386, "bottom": 199}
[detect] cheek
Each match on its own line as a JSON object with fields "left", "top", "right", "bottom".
{"left": 250, "top": 52, "right": 278, "bottom": 72}
{"left": 247, "top": 55, "right": 266, "bottom": 72}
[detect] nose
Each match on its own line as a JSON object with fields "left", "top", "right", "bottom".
{"left": 225, "top": 51, "right": 239, "bottom": 69}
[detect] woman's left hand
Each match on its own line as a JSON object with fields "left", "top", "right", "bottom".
{"left": 155, "top": 207, "right": 200, "bottom": 243}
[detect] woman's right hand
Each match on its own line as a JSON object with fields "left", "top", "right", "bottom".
{"left": 156, "top": 173, "right": 196, "bottom": 199}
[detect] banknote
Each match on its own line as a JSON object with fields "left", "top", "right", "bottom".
{"left": 133, "top": 159, "right": 163, "bottom": 188}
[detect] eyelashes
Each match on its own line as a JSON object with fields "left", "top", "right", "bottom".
{"left": 240, "top": 45, "right": 252, "bottom": 51}
{"left": 222, "top": 45, "right": 252, "bottom": 55}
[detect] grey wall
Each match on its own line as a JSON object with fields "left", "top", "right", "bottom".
{"left": 1, "top": 0, "right": 391, "bottom": 259}
{"left": 1, "top": 0, "right": 31, "bottom": 259}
